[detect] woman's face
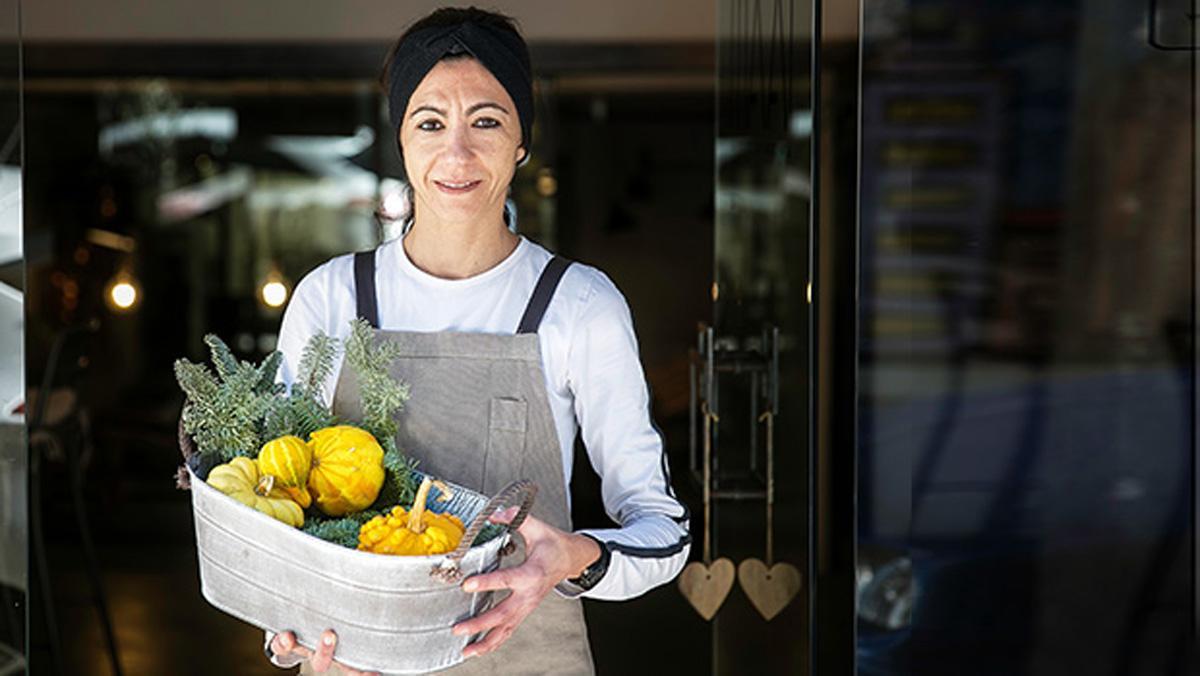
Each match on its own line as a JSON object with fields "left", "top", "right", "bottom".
{"left": 399, "top": 57, "right": 525, "bottom": 228}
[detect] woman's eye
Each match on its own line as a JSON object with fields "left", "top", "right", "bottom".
{"left": 417, "top": 119, "right": 443, "bottom": 132}
{"left": 473, "top": 117, "right": 500, "bottom": 129}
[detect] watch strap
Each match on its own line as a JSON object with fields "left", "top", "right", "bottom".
{"left": 568, "top": 533, "right": 611, "bottom": 590}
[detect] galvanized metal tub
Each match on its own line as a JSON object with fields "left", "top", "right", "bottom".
{"left": 188, "top": 467, "right": 535, "bottom": 674}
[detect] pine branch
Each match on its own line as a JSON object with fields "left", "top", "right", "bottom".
{"left": 176, "top": 353, "right": 271, "bottom": 462}
{"left": 296, "top": 332, "right": 338, "bottom": 399}
{"left": 301, "top": 510, "right": 380, "bottom": 549}
{"left": 174, "top": 360, "right": 219, "bottom": 405}
{"left": 204, "top": 334, "right": 241, "bottom": 383}
{"left": 301, "top": 517, "right": 364, "bottom": 549}
{"left": 177, "top": 338, "right": 280, "bottom": 463}
{"left": 254, "top": 351, "right": 284, "bottom": 394}
{"left": 371, "top": 436, "right": 419, "bottom": 510}
{"left": 343, "top": 318, "right": 410, "bottom": 443}
{"left": 260, "top": 333, "right": 340, "bottom": 442}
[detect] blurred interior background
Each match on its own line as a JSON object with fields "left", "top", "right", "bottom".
{"left": 18, "top": 2, "right": 732, "bottom": 675}
{"left": 5, "top": 0, "right": 1200, "bottom": 675}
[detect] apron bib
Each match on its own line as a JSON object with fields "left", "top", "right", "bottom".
{"left": 304, "top": 250, "right": 593, "bottom": 676}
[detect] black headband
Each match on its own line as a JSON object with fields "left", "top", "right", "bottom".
{"left": 386, "top": 20, "right": 534, "bottom": 158}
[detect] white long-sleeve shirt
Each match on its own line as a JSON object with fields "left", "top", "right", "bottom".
{"left": 274, "top": 234, "right": 691, "bottom": 604}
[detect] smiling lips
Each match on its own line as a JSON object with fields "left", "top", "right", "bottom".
{"left": 434, "top": 179, "right": 482, "bottom": 194}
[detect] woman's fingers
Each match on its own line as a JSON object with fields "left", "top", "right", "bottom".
{"left": 271, "top": 631, "right": 313, "bottom": 659}
{"left": 463, "top": 625, "right": 514, "bottom": 658}
{"left": 453, "top": 598, "right": 511, "bottom": 637}
{"left": 309, "top": 630, "right": 338, "bottom": 673}
{"left": 272, "top": 628, "right": 379, "bottom": 675}
{"left": 487, "top": 505, "right": 520, "bottom": 524}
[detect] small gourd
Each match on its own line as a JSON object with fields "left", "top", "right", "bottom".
{"left": 307, "top": 425, "right": 386, "bottom": 516}
{"left": 257, "top": 435, "right": 314, "bottom": 508}
{"left": 357, "top": 477, "right": 465, "bottom": 556}
{"left": 207, "top": 457, "right": 304, "bottom": 527}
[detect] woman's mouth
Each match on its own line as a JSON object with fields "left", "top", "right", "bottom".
{"left": 434, "top": 180, "right": 482, "bottom": 194}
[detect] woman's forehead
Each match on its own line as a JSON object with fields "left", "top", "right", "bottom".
{"left": 409, "top": 58, "right": 515, "bottom": 111}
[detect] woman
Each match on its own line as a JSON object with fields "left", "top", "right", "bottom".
{"left": 265, "top": 8, "right": 690, "bottom": 675}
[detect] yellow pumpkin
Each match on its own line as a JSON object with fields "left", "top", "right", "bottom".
{"left": 207, "top": 457, "right": 304, "bottom": 527}
{"left": 358, "top": 477, "right": 464, "bottom": 556}
{"left": 257, "top": 435, "right": 313, "bottom": 508}
{"left": 307, "top": 425, "right": 385, "bottom": 516}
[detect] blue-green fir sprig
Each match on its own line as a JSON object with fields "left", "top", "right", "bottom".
{"left": 343, "top": 318, "right": 410, "bottom": 443}
{"left": 261, "top": 332, "right": 339, "bottom": 441}
{"left": 176, "top": 335, "right": 279, "bottom": 462}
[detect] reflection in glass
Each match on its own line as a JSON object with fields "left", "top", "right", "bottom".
{"left": 711, "top": 0, "right": 811, "bottom": 672}
{"left": 858, "top": 2, "right": 1195, "bottom": 674}
{"left": 0, "top": 0, "right": 21, "bottom": 672}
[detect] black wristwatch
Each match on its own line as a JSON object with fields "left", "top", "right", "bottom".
{"left": 568, "top": 534, "right": 611, "bottom": 590}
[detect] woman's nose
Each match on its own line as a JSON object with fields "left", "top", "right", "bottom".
{"left": 444, "top": 123, "right": 474, "bottom": 160}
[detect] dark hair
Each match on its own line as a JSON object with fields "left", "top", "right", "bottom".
{"left": 377, "top": 7, "right": 528, "bottom": 94}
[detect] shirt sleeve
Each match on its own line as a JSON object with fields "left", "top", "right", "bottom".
{"left": 555, "top": 271, "right": 692, "bottom": 601}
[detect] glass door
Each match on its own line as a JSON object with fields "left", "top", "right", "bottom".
{"left": 854, "top": 1, "right": 1198, "bottom": 673}
{"left": 0, "top": 0, "right": 22, "bottom": 673}
{"left": 701, "top": 0, "right": 812, "bottom": 672}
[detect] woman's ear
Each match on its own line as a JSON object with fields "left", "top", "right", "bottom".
{"left": 515, "top": 146, "right": 529, "bottom": 167}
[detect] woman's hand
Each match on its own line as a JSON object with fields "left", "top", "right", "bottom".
{"left": 451, "top": 509, "right": 601, "bottom": 658}
{"left": 270, "top": 629, "right": 380, "bottom": 676}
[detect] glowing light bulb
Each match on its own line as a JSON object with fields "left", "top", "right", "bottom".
{"left": 110, "top": 281, "right": 137, "bottom": 309}
{"left": 261, "top": 280, "right": 288, "bottom": 308}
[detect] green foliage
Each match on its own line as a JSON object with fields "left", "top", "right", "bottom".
{"left": 294, "top": 332, "right": 339, "bottom": 400}
{"left": 179, "top": 328, "right": 428, "bottom": 550}
{"left": 261, "top": 332, "right": 340, "bottom": 441}
{"left": 261, "top": 396, "right": 337, "bottom": 443}
{"left": 254, "top": 350, "right": 285, "bottom": 395}
{"left": 371, "top": 436, "right": 419, "bottom": 512}
{"left": 176, "top": 335, "right": 277, "bottom": 462}
{"left": 343, "top": 318, "right": 410, "bottom": 443}
{"left": 204, "top": 334, "right": 241, "bottom": 383}
{"left": 342, "top": 320, "right": 419, "bottom": 510}
{"left": 301, "top": 511, "right": 378, "bottom": 549}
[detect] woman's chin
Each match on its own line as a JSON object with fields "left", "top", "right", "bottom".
{"left": 422, "top": 201, "right": 499, "bottom": 226}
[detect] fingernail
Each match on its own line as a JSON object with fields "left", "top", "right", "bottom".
{"left": 462, "top": 581, "right": 477, "bottom": 592}
{"left": 323, "top": 634, "right": 335, "bottom": 646}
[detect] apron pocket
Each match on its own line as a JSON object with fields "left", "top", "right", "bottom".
{"left": 484, "top": 397, "right": 528, "bottom": 494}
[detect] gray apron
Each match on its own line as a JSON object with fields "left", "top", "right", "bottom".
{"left": 303, "top": 250, "right": 594, "bottom": 676}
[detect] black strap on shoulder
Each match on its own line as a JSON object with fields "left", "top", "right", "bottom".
{"left": 354, "top": 249, "right": 380, "bottom": 329}
{"left": 516, "top": 256, "right": 572, "bottom": 334}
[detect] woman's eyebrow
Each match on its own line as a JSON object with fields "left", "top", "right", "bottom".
{"left": 409, "top": 105, "right": 445, "bottom": 118}
{"left": 467, "top": 102, "right": 510, "bottom": 116}
{"left": 408, "top": 102, "right": 510, "bottom": 118}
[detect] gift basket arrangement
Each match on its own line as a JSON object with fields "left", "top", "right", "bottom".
{"left": 174, "top": 319, "right": 535, "bottom": 674}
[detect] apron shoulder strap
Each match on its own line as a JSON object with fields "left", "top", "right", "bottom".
{"left": 354, "top": 249, "right": 380, "bottom": 329}
{"left": 516, "top": 255, "right": 572, "bottom": 334}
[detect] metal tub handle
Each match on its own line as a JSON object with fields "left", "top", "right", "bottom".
{"left": 431, "top": 479, "right": 537, "bottom": 583}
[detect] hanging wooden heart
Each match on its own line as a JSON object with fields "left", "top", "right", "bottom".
{"left": 678, "top": 558, "right": 736, "bottom": 620}
{"left": 737, "top": 558, "right": 801, "bottom": 621}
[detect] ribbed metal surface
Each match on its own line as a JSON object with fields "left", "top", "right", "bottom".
{"left": 190, "top": 468, "right": 509, "bottom": 674}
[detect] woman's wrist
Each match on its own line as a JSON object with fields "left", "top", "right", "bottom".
{"left": 566, "top": 532, "right": 603, "bottom": 579}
